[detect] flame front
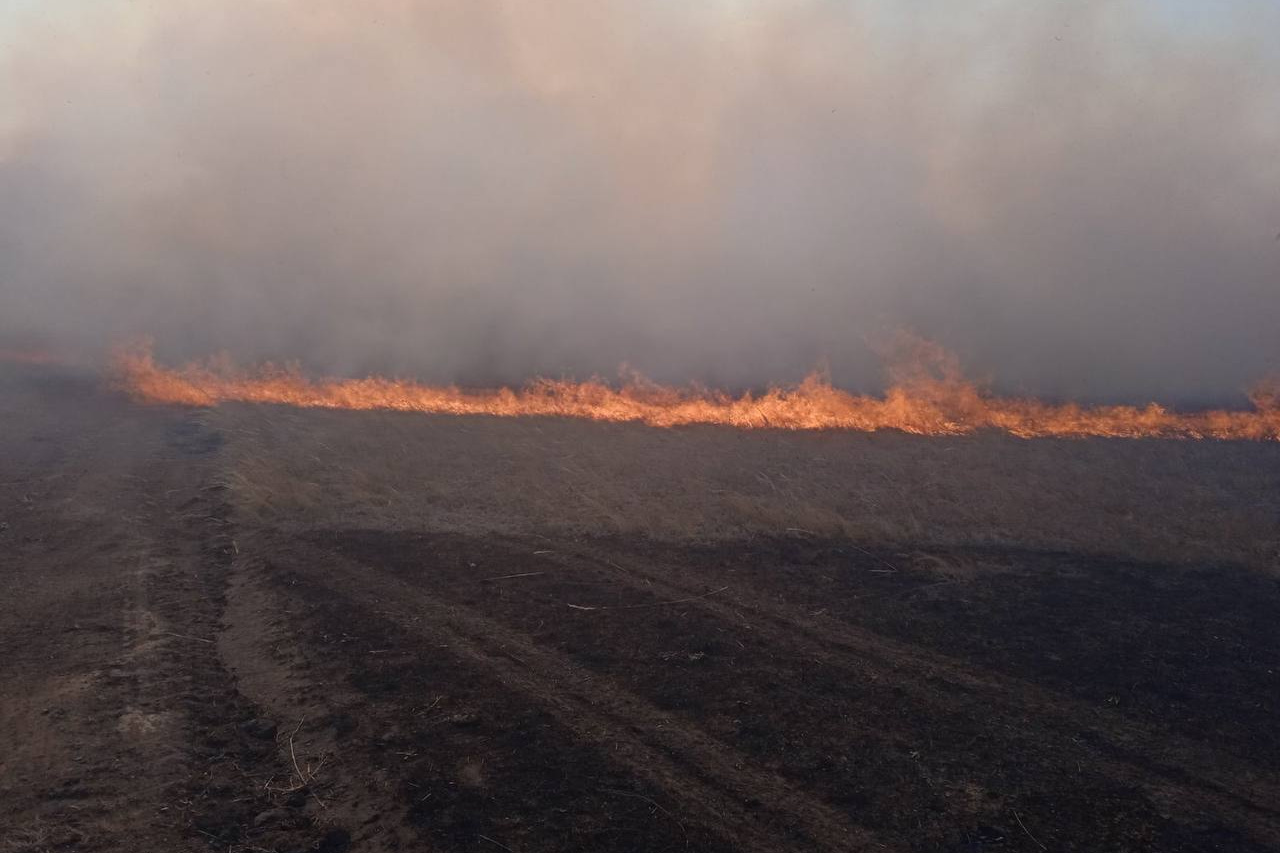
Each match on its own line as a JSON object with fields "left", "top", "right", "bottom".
{"left": 110, "top": 342, "right": 1280, "bottom": 441}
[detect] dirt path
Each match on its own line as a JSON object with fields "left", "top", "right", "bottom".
{"left": 0, "top": 370, "right": 329, "bottom": 853}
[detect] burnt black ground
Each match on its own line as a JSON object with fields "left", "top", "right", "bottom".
{"left": 2, "top": 363, "right": 1279, "bottom": 852}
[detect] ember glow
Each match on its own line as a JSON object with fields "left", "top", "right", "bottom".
{"left": 112, "top": 342, "right": 1280, "bottom": 441}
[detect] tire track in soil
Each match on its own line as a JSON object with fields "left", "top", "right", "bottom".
{"left": 260, "top": 536, "right": 895, "bottom": 853}
{"left": 126, "top": 414, "right": 342, "bottom": 853}
{"left": 546, "top": 539, "right": 1280, "bottom": 830}
{"left": 217, "top": 536, "right": 432, "bottom": 852}
{"left": 1, "top": 391, "right": 334, "bottom": 853}
{"left": 0, "top": 396, "right": 207, "bottom": 851}
{"left": 316, "top": 529, "right": 1280, "bottom": 851}
{"left": 231, "top": 567, "right": 741, "bottom": 853}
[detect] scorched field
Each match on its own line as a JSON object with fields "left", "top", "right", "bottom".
{"left": 2, "top": 360, "right": 1278, "bottom": 853}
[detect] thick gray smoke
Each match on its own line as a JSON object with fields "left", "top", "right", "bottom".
{"left": 2, "top": 0, "right": 1278, "bottom": 402}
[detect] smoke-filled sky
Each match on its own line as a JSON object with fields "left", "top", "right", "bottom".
{"left": 2, "top": 0, "right": 1278, "bottom": 402}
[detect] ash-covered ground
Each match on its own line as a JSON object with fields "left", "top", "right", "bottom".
{"left": 2, "top": 362, "right": 1279, "bottom": 852}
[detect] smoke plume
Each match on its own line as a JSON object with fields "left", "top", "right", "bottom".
{"left": 2, "top": 0, "right": 1278, "bottom": 403}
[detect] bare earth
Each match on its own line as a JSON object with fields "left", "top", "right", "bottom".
{"left": 2, "top": 363, "right": 1278, "bottom": 852}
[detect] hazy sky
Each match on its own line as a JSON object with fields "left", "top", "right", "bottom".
{"left": 2, "top": 0, "right": 1278, "bottom": 402}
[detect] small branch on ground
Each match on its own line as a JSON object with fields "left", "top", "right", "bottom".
{"left": 567, "top": 586, "right": 729, "bottom": 612}
{"left": 264, "top": 718, "right": 328, "bottom": 809}
{"left": 477, "top": 834, "right": 517, "bottom": 852}
{"left": 786, "top": 528, "right": 899, "bottom": 573}
{"left": 1014, "top": 810, "right": 1047, "bottom": 850}
{"left": 601, "top": 788, "right": 688, "bottom": 840}
{"left": 158, "top": 631, "right": 214, "bottom": 644}
{"left": 848, "top": 543, "right": 899, "bottom": 573}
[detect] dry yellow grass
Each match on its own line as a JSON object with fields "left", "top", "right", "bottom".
{"left": 211, "top": 403, "right": 1280, "bottom": 570}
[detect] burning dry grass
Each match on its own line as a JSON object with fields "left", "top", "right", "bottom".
{"left": 117, "top": 340, "right": 1280, "bottom": 441}
{"left": 104, "top": 337, "right": 1280, "bottom": 570}
{"left": 211, "top": 403, "right": 1280, "bottom": 572}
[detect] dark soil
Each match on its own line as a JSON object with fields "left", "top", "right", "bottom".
{"left": 275, "top": 529, "right": 1279, "bottom": 852}
{"left": 2, "top": 364, "right": 1278, "bottom": 852}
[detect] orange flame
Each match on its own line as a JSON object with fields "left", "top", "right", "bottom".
{"left": 110, "top": 340, "right": 1280, "bottom": 440}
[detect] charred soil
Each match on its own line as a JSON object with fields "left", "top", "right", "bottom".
{"left": 2, "top": 365, "right": 1278, "bottom": 852}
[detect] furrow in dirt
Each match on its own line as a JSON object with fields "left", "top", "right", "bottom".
{"left": 546, "top": 539, "right": 1280, "bottom": 824}
{"left": 261, "top": 535, "right": 891, "bottom": 853}
{"left": 217, "top": 537, "right": 438, "bottom": 852}
{"left": 315, "top": 528, "right": 1280, "bottom": 852}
